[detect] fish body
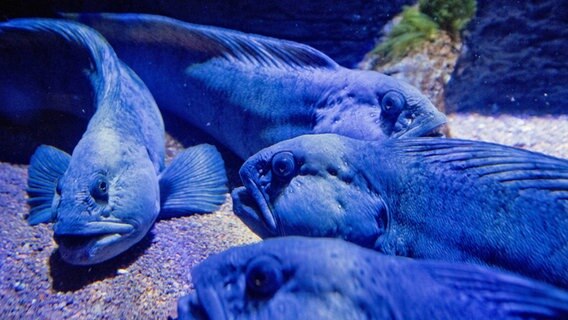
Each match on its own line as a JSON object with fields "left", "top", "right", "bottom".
{"left": 232, "top": 134, "right": 568, "bottom": 288}
{"left": 1, "top": 19, "right": 228, "bottom": 265}
{"left": 67, "top": 13, "right": 446, "bottom": 159}
{"left": 178, "top": 236, "right": 568, "bottom": 320}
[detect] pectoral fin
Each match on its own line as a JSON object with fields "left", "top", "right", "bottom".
{"left": 428, "top": 262, "right": 568, "bottom": 318}
{"left": 158, "top": 144, "right": 228, "bottom": 218}
{"left": 26, "top": 145, "right": 70, "bottom": 225}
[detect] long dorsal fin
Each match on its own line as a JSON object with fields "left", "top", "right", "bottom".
{"left": 427, "top": 262, "right": 568, "bottom": 318}
{"left": 392, "top": 138, "right": 568, "bottom": 200}
{"left": 64, "top": 13, "right": 340, "bottom": 71}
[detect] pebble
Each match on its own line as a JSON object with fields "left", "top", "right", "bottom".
{"left": 117, "top": 269, "right": 129, "bottom": 275}
{"left": 13, "top": 282, "right": 25, "bottom": 292}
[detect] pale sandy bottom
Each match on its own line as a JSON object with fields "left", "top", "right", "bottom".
{"left": 0, "top": 113, "right": 566, "bottom": 319}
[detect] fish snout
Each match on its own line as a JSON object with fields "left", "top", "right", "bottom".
{"left": 393, "top": 106, "right": 447, "bottom": 138}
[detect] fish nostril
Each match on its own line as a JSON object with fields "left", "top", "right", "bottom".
{"left": 327, "top": 167, "right": 338, "bottom": 176}
{"left": 100, "top": 208, "right": 111, "bottom": 218}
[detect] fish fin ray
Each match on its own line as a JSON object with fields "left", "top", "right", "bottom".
{"left": 395, "top": 138, "right": 568, "bottom": 200}
{"left": 26, "top": 145, "right": 70, "bottom": 225}
{"left": 428, "top": 263, "right": 568, "bottom": 318}
{"left": 158, "top": 144, "right": 228, "bottom": 218}
{"left": 64, "top": 13, "right": 339, "bottom": 71}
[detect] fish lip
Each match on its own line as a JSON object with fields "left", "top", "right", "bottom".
{"left": 53, "top": 221, "right": 135, "bottom": 263}
{"left": 194, "top": 287, "right": 228, "bottom": 320}
{"left": 53, "top": 221, "right": 135, "bottom": 236}
{"left": 231, "top": 187, "right": 276, "bottom": 238}
{"left": 237, "top": 174, "right": 278, "bottom": 233}
{"left": 178, "top": 292, "right": 210, "bottom": 320}
{"left": 394, "top": 111, "right": 448, "bottom": 138}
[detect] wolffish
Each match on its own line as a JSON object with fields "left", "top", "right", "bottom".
{"left": 232, "top": 134, "right": 568, "bottom": 288}
{"left": 0, "top": 19, "right": 228, "bottom": 265}
{"left": 178, "top": 237, "right": 568, "bottom": 320}
{"left": 66, "top": 13, "right": 446, "bottom": 159}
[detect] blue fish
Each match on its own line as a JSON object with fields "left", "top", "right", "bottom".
{"left": 65, "top": 13, "right": 447, "bottom": 159}
{"left": 0, "top": 19, "right": 228, "bottom": 265}
{"left": 232, "top": 134, "right": 568, "bottom": 288}
{"left": 178, "top": 236, "right": 568, "bottom": 320}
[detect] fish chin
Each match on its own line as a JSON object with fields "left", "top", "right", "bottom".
{"left": 231, "top": 186, "right": 277, "bottom": 238}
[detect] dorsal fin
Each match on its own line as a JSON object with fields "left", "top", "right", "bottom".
{"left": 427, "top": 262, "right": 568, "bottom": 318}
{"left": 393, "top": 138, "right": 568, "bottom": 201}
{"left": 64, "top": 13, "right": 340, "bottom": 71}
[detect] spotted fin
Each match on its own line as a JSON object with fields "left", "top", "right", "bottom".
{"left": 158, "top": 144, "right": 228, "bottom": 218}
{"left": 26, "top": 145, "right": 70, "bottom": 225}
{"left": 393, "top": 138, "right": 568, "bottom": 201}
{"left": 63, "top": 13, "right": 340, "bottom": 71}
{"left": 428, "top": 262, "right": 568, "bottom": 318}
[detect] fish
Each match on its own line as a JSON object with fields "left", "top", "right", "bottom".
{"left": 232, "top": 134, "right": 568, "bottom": 288}
{"left": 64, "top": 13, "right": 447, "bottom": 159}
{"left": 177, "top": 236, "right": 568, "bottom": 320}
{"left": 0, "top": 19, "right": 228, "bottom": 265}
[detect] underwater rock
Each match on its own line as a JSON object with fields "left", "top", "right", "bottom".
{"left": 179, "top": 236, "right": 568, "bottom": 319}
{"left": 445, "top": 0, "right": 568, "bottom": 114}
{"left": 361, "top": 32, "right": 461, "bottom": 115}
{"left": 232, "top": 134, "right": 568, "bottom": 288}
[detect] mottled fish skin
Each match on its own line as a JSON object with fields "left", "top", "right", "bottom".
{"left": 178, "top": 237, "right": 568, "bottom": 320}
{"left": 232, "top": 134, "right": 568, "bottom": 288}
{"left": 1, "top": 19, "right": 227, "bottom": 265}
{"left": 66, "top": 13, "right": 446, "bottom": 159}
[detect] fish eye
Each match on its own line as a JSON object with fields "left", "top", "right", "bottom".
{"left": 271, "top": 152, "right": 296, "bottom": 179}
{"left": 90, "top": 176, "right": 109, "bottom": 202}
{"left": 245, "top": 255, "right": 283, "bottom": 298}
{"left": 380, "top": 91, "right": 406, "bottom": 116}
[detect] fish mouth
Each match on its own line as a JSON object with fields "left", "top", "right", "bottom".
{"left": 394, "top": 111, "right": 448, "bottom": 138}
{"left": 231, "top": 185, "right": 278, "bottom": 238}
{"left": 178, "top": 288, "right": 227, "bottom": 320}
{"left": 178, "top": 293, "right": 208, "bottom": 319}
{"left": 53, "top": 221, "right": 134, "bottom": 265}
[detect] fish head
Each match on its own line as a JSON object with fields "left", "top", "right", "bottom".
{"left": 315, "top": 70, "right": 446, "bottom": 140}
{"left": 179, "top": 237, "right": 395, "bottom": 319}
{"left": 232, "top": 134, "right": 388, "bottom": 248}
{"left": 52, "top": 132, "right": 160, "bottom": 265}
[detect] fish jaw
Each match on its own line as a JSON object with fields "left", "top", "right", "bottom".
{"left": 177, "top": 293, "right": 209, "bottom": 320}
{"left": 234, "top": 159, "right": 280, "bottom": 235}
{"left": 53, "top": 220, "right": 138, "bottom": 265}
{"left": 177, "top": 291, "right": 226, "bottom": 320}
{"left": 393, "top": 104, "right": 447, "bottom": 138}
{"left": 231, "top": 186, "right": 277, "bottom": 238}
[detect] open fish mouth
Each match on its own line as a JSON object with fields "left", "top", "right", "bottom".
{"left": 231, "top": 185, "right": 278, "bottom": 238}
